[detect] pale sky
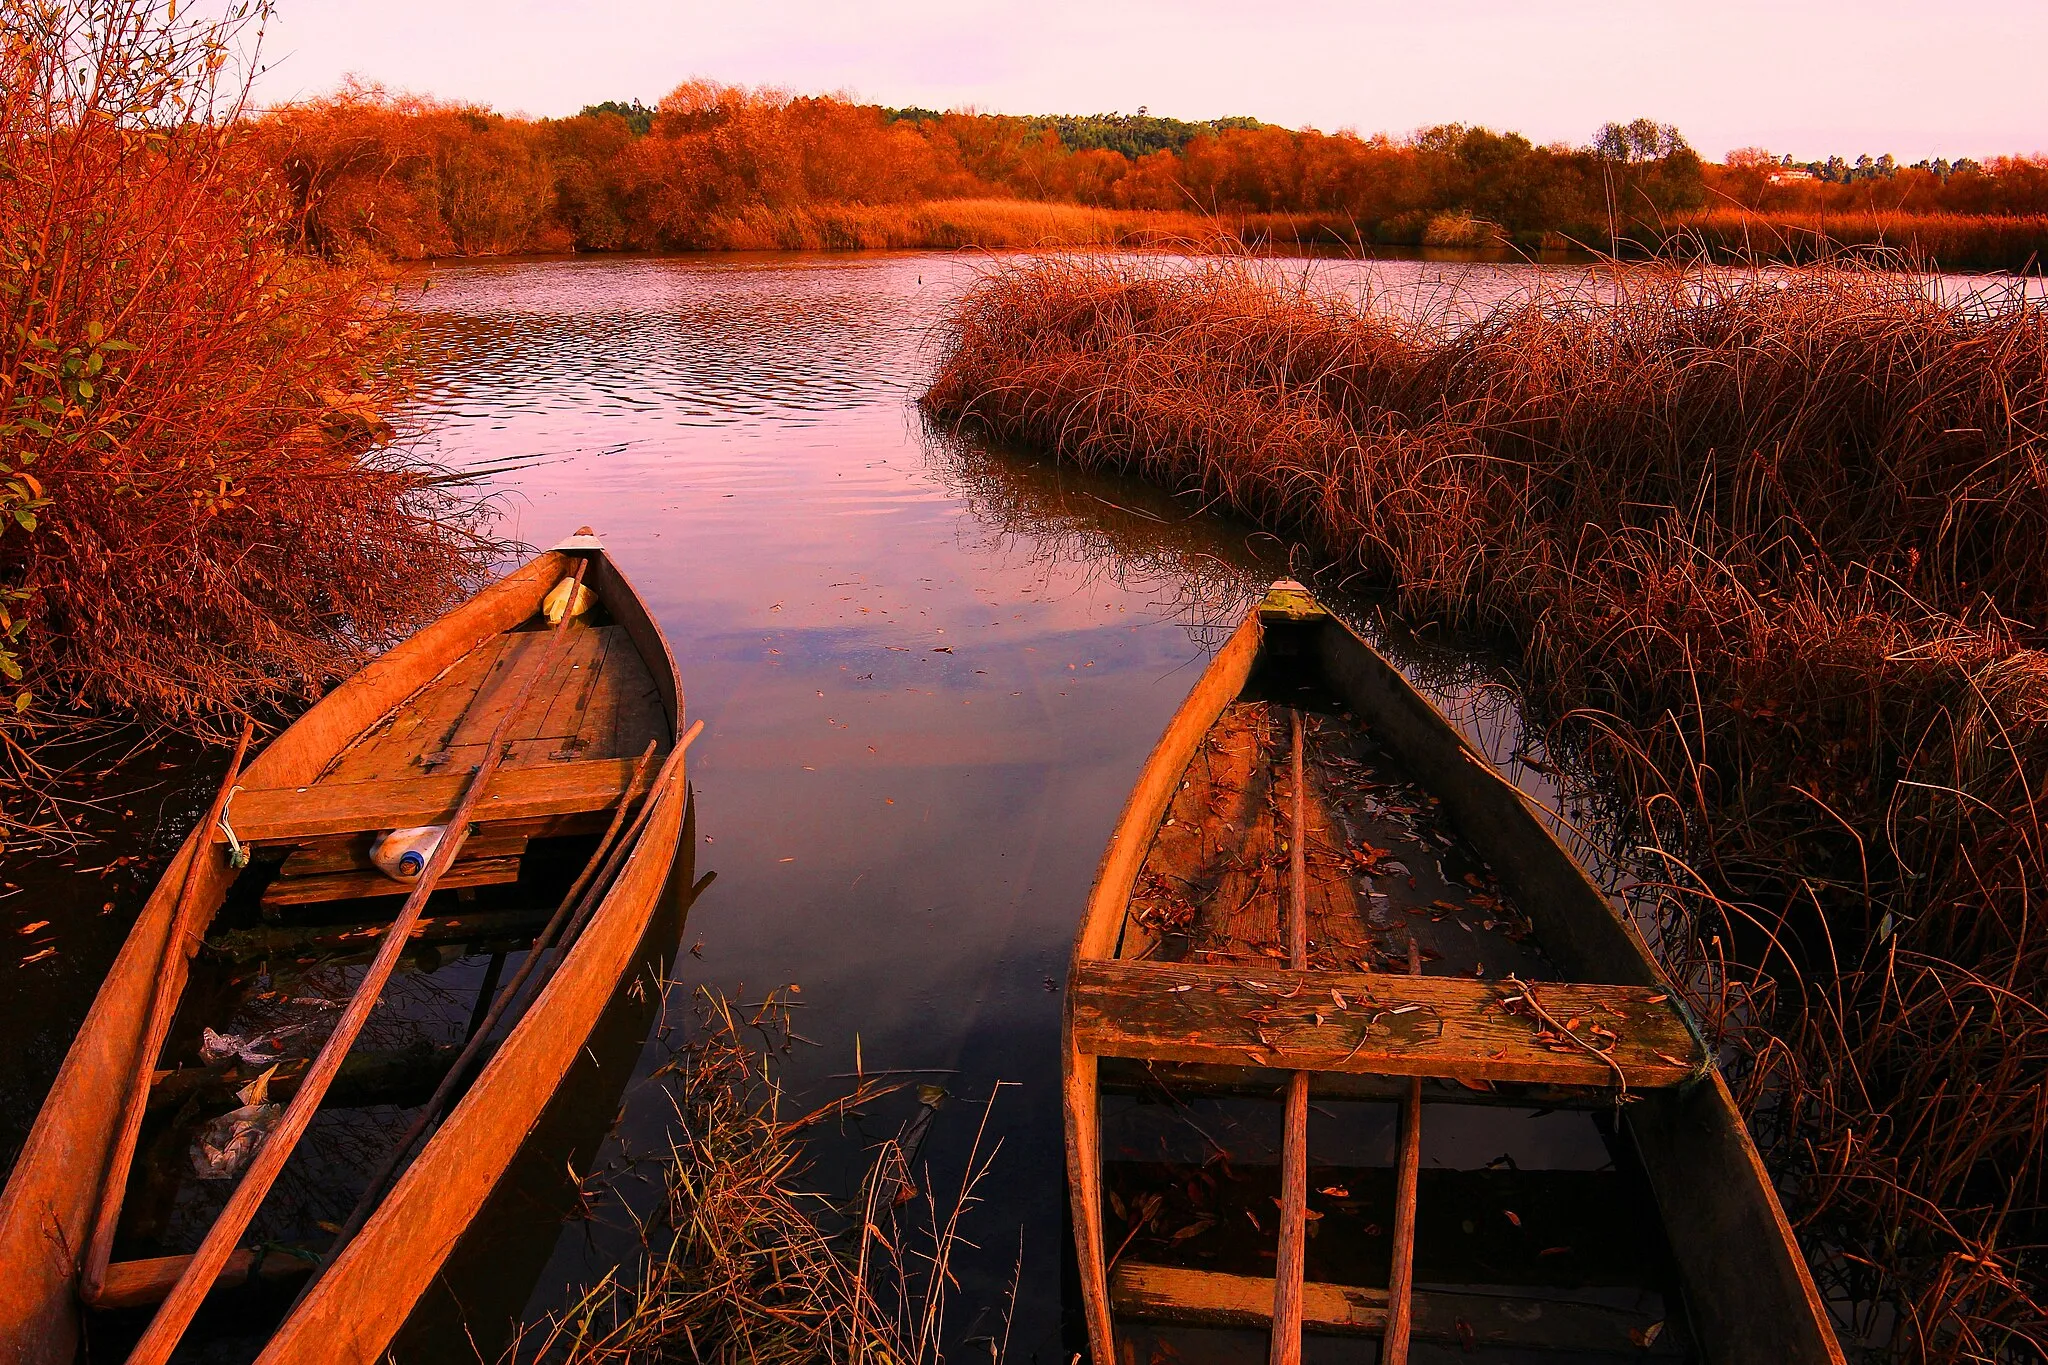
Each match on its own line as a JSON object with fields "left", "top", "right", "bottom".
{"left": 249, "top": 1, "right": 2046, "bottom": 162}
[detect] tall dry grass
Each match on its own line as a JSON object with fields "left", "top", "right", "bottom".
{"left": 924, "top": 255, "right": 2048, "bottom": 1360}
{"left": 0, "top": 1, "right": 493, "bottom": 830}
{"left": 525, "top": 988, "right": 1010, "bottom": 1365}
{"left": 1677, "top": 210, "right": 2048, "bottom": 273}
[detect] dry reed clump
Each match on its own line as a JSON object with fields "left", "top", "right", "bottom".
{"left": 1677, "top": 210, "right": 2048, "bottom": 274}
{"left": 527, "top": 989, "right": 1007, "bottom": 1365}
{"left": 0, "top": 1, "right": 494, "bottom": 819}
{"left": 924, "top": 255, "right": 2048, "bottom": 1360}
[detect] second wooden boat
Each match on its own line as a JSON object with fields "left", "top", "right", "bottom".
{"left": 0, "top": 529, "right": 693, "bottom": 1364}
{"left": 1064, "top": 582, "right": 1842, "bottom": 1363}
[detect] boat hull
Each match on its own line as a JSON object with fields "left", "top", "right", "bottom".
{"left": 1062, "top": 589, "right": 1841, "bottom": 1364}
{"left": 0, "top": 544, "right": 685, "bottom": 1364}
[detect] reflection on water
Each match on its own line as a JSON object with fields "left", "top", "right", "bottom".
{"left": 395, "top": 250, "right": 1622, "bottom": 1358}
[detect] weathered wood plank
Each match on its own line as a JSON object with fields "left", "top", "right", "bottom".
{"left": 1096, "top": 1057, "right": 1614, "bottom": 1110}
{"left": 611, "top": 664, "right": 667, "bottom": 765}
{"left": 325, "top": 638, "right": 509, "bottom": 784}
{"left": 1069, "top": 958, "right": 1699, "bottom": 1088}
{"left": 1110, "top": 1262, "right": 1678, "bottom": 1354}
{"left": 277, "top": 827, "right": 528, "bottom": 878}
{"left": 444, "top": 631, "right": 559, "bottom": 754}
{"left": 531, "top": 625, "right": 617, "bottom": 743}
{"left": 96, "top": 1246, "right": 321, "bottom": 1311}
{"left": 1116, "top": 1261, "right": 1386, "bottom": 1332}
{"left": 212, "top": 904, "right": 547, "bottom": 958}
{"left": 258, "top": 856, "right": 523, "bottom": 908}
{"left": 218, "top": 758, "right": 643, "bottom": 847}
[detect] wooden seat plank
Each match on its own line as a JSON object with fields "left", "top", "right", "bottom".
{"left": 96, "top": 1247, "right": 320, "bottom": 1311}
{"left": 1069, "top": 958, "right": 1699, "bottom": 1088}
{"left": 218, "top": 757, "right": 643, "bottom": 847}
{"left": 258, "top": 856, "right": 523, "bottom": 908}
{"left": 278, "top": 827, "right": 528, "bottom": 878}
{"left": 1110, "top": 1263, "right": 1678, "bottom": 1354}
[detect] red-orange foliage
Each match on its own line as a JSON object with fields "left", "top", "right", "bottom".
{"left": 0, "top": 1, "right": 491, "bottom": 811}
{"left": 248, "top": 85, "right": 1719, "bottom": 259}
{"left": 247, "top": 84, "right": 2048, "bottom": 272}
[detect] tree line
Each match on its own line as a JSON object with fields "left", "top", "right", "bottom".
{"left": 247, "top": 81, "right": 2048, "bottom": 262}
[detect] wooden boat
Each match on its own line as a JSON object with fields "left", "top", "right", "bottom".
{"left": 0, "top": 530, "right": 694, "bottom": 1365}
{"left": 1063, "top": 582, "right": 1843, "bottom": 1364}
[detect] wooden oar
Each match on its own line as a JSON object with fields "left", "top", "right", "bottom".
{"left": 1269, "top": 708, "right": 1311, "bottom": 1365}
{"left": 1384, "top": 936, "right": 1425, "bottom": 1364}
{"left": 80, "top": 718, "right": 256, "bottom": 1306}
{"left": 122, "top": 560, "right": 591, "bottom": 1365}
{"left": 302, "top": 722, "right": 697, "bottom": 1291}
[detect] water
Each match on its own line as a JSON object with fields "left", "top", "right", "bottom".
{"left": 0, "top": 249, "right": 1700, "bottom": 1360}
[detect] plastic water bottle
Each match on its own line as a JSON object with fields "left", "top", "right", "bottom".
{"left": 370, "top": 826, "right": 445, "bottom": 881}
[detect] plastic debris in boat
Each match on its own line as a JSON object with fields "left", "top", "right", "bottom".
{"left": 200, "top": 1025, "right": 283, "bottom": 1067}
{"left": 191, "top": 1066, "right": 282, "bottom": 1180}
{"left": 370, "top": 825, "right": 444, "bottom": 880}
{"left": 543, "top": 577, "right": 594, "bottom": 624}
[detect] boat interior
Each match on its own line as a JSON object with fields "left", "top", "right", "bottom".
{"left": 87, "top": 572, "right": 674, "bottom": 1323}
{"left": 1079, "top": 605, "right": 1700, "bottom": 1360}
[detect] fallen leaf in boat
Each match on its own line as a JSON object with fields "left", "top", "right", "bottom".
{"left": 18, "top": 921, "right": 46, "bottom": 934}
{"left": 1502, "top": 1208, "right": 1522, "bottom": 1227}
{"left": 236, "top": 1064, "right": 280, "bottom": 1107}
{"left": 1456, "top": 1319, "right": 1477, "bottom": 1351}
{"left": 1166, "top": 1218, "right": 1214, "bottom": 1244}
{"left": 1538, "top": 1245, "right": 1572, "bottom": 1257}
{"left": 1655, "top": 1051, "right": 1690, "bottom": 1067}
{"left": 917, "top": 1083, "right": 947, "bottom": 1108}
{"left": 1319, "top": 1184, "right": 1350, "bottom": 1198}
{"left": 1645, "top": 993, "right": 1668, "bottom": 1004}
{"left": 1631, "top": 1322, "right": 1665, "bottom": 1347}
{"left": 19, "top": 947, "right": 55, "bottom": 965}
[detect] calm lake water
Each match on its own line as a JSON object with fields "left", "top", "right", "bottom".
{"left": 1, "top": 249, "right": 1812, "bottom": 1360}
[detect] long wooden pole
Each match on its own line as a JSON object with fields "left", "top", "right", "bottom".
{"left": 122, "top": 560, "right": 589, "bottom": 1365}
{"left": 80, "top": 719, "right": 256, "bottom": 1305}
{"left": 305, "top": 722, "right": 696, "bottom": 1287}
{"left": 1383, "top": 936, "right": 1425, "bottom": 1364}
{"left": 1269, "top": 709, "right": 1310, "bottom": 1365}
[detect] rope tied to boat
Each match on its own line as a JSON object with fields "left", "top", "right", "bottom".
{"left": 1666, "top": 989, "right": 1719, "bottom": 1092}
{"left": 218, "top": 785, "right": 247, "bottom": 869}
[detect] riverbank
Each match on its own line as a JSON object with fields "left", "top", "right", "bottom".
{"left": 922, "top": 254, "right": 2048, "bottom": 1360}
{"left": 0, "top": 3, "right": 493, "bottom": 841}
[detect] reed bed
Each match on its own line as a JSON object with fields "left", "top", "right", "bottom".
{"left": 0, "top": 1, "right": 495, "bottom": 833}
{"left": 923, "top": 255, "right": 2048, "bottom": 1360}
{"left": 627, "top": 197, "right": 1357, "bottom": 255}
{"left": 524, "top": 988, "right": 1008, "bottom": 1365}
{"left": 1678, "top": 210, "right": 2048, "bottom": 273}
